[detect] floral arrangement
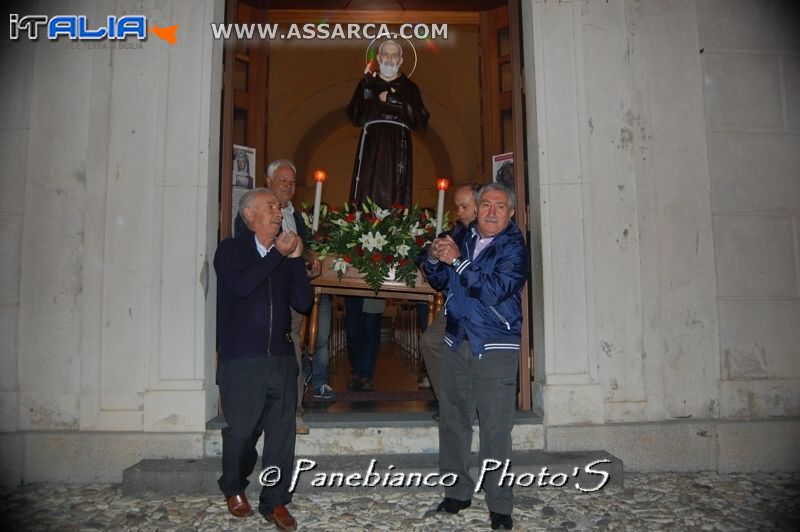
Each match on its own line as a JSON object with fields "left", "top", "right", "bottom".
{"left": 302, "top": 198, "right": 447, "bottom": 293}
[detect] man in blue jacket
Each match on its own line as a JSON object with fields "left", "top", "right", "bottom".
{"left": 423, "top": 183, "right": 527, "bottom": 531}
{"left": 214, "top": 188, "right": 312, "bottom": 531}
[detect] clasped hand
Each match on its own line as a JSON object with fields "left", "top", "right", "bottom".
{"left": 428, "top": 235, "right": 460, "bottom": 265}
{"left": 275, "top": 231, "right": 303, "bottom": 258}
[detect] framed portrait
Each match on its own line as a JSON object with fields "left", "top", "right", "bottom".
{"left": 492, "top": 152, "right": 514, "bottom": 192}
{"left": 231, "top": 145, "right": 256, "bottom": 233}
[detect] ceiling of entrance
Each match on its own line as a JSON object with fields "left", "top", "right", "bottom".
{"left": 247, "top": 0, "right": 506, "bottom": 11}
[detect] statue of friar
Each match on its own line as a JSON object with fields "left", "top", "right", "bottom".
{"left": 347, "top": 39, "right": 430, "bottom": 208}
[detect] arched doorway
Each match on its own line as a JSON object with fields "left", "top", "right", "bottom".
{"left": 218, "top": 0, "right": 533, "bottom": 414}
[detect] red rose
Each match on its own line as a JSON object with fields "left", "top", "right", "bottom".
{"left": 355, "top": 246, "right": 364, "bottom": 256}
{"left": 345, "top": 213, "right": 357, "bottom": 223}
{"left": 420, "top": 212, "right": 428, "bottom": 220}
{"left": 399, "top": 258, "right": 410, "bottom": 267}
{"left": 343, "top": 255, "right": 352, "bottom": 263}
{"left": 314, "top": 233, "right": 322, "bottom": 241}
{"left": 371, "top": 252, "right": 382, "bottom": 263}
{"left": 415, "top": 236, "right": 425, "bottom": 246}
{"left": 392, "top": 203, "right": 405, "bottom": 210}
{"left": 384, "top": 254, "right": 394, "bottom": 264}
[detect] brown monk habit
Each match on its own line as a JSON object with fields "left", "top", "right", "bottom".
{"left": 346, "top": 73, "right": 430, "bottom": 208}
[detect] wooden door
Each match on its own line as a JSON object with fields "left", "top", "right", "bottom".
{"left": 219, "top": 0, "right": 269, "bottom": 239}
{"left": 480, "top": 1, "right": 532, "bottom": 410}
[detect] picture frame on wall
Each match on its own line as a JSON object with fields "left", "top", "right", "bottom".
{"left": 492, "top": 152, "right": 514, "bottom": 192}
{"left": 231, "top": 144, "right": 256, "bottom": 233}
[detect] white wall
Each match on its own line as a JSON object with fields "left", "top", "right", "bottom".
{"left": 525, "top": 0, "right": 798, "bottom": 425}
{"left": 2, "top": 0, "right": 224, "bottom": 442}
{"left": 697, "top": 0, "right": 800, "bottom": 418}
{"left": 0, "top": 15, "right": 35, "bottom": 437}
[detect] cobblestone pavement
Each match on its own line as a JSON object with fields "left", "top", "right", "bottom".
{"left": 1, "top": 472, "right": 798, "bottom": 530}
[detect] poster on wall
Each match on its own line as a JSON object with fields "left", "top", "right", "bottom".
{"left": 492, "top": 152, "right": 514, "bottom": 192}
{"left": 232, "top": 145, "right": 256, "bottom": 233}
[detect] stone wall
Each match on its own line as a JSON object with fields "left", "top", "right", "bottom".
{"left": 697, "top": 0, "right": 800, "bottom": 418}
{"left": 0, "top": 0, "right": 224, "bottom": 485}
{"left": 524, "top": 0, "right": 798, "bottom": 426}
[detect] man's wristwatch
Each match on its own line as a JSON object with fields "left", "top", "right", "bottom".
{"left": 451, "top": 257, "right": 463, "bottom": 270}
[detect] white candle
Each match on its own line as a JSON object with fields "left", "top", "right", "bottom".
{"left": 312, "top": 181, "right": 323, "bottom": 232}
{"left": 312, "top": 169, "right": 326, "bottom": 232}
{"left": 435, "top": 188, "right": 445, "bottom": 235}
{"left": 435, "top": 178, "right": 449, "bottom": 235}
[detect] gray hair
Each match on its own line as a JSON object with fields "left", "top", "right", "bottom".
{"left": 477, "top": 182, "right": 516, "bottom": 209}
{"left": 378, "top": 39, "right": 403, "bottom": 58}
{"left": 238, "top": 187, "right": 275, "bottom": 219}
{"left": 266, "top": 159, "right": 296, "bottom": 178}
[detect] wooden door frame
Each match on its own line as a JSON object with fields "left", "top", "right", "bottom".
{"left": 508, "top": 0, "right": 532, "bottom": 411}
{"left": 219, "top": 0, "right": 270, "bottom": 240}
{"left": 479, "top": 1, "right": 531, "bottom": 410}
{"left": 218, "top": 1, "right": 533, "bottom": 410}
{"left": 219, "top": 0, "right": 237, "bottom": 240}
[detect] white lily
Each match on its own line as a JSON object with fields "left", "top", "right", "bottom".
{"left": 375, "top": 207, "right": 391, "bottom": 220}
{"left": 372, "top": 231, "right": 387, "bottom": 250}
{"left": 359, "top": 231, "right": 377, "bottom": 252}
{"left": 410, "top": 222, "right": 425, "bottom": 237}
{"left": 395, "top": 243, "right": 411, "bottom": 257}
{"left": 359, "top": 230, "right": 388, "bottom": 251}
{"left": 332, "top": 257, "right": 348, "bottom": 274}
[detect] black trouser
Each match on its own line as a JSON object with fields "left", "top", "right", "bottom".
{"left": 217, "top": 356, "right": 297, "bottom": 514}
{"left": 344, "top": 297, "right": 382, "bottom": 379}
{"left": 439, "top": 342, "right": 518, "bottom": 515}
{"left": 419, "top": 312, "right": 446, "bottom": 401}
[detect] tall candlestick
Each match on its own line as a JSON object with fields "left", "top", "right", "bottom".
{"left": 435, "top": 178, "right": 450, "bottom": 235}
{"left": 312, "top": 169, "right": 327, "bottom": 232}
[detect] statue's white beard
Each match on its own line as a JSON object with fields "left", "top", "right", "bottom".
{"left": 379, "top": 61, "right": 399, "bottom": 78}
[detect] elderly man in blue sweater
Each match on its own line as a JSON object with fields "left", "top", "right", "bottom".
{"left": 214, "top": 188, "right": 312, "bottom": 531}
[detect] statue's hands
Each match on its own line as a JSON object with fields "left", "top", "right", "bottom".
{"left": 379, "top": 91, "right": 388, "bottom": 102}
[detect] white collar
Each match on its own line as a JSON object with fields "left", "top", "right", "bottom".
{"left": 254, "top": 235, "right": 275, "bottom": 258}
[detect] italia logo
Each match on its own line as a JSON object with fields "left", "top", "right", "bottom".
{"left": 9, "top": 14, "right": 178, "bottom": 45}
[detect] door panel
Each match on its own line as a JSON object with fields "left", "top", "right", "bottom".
{"left": 481, "top": 2, "right": 532, "bottom": 410}
{"left": 219, "top": 0, "right": 269, "bottom": 239}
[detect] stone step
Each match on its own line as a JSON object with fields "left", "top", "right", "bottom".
{"left": 204, "top": 412, "right": 544, "bottom": 457}
{"left": 122, "top": 450, "right": 623, "bottom": 498}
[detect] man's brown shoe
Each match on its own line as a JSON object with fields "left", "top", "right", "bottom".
{"left": 226, "top": 493, "right": 252, "bottom": 517}
{"left": 264, "top": 504, "right": 297, "bottom": 531}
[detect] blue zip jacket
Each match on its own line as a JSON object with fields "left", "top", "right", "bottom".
{"left": 422, "top": 220, "right": 528, "bottom": 357}
{"left": 215, "top": 233, "right": 312, "bottom": 359}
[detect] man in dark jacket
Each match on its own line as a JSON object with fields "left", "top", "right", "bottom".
{"left": 423, "top": 183, "right": 527, "bottom": 531}
{"left": 214, "top": 187, "right": 311, "bottom": 531}
{"left": 417, "top": 182, "right": 480, "bottom": 411}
